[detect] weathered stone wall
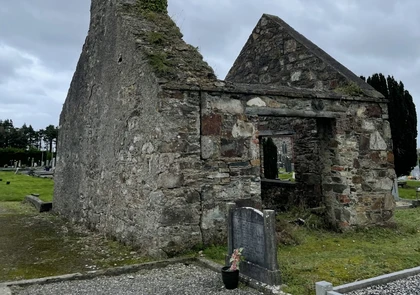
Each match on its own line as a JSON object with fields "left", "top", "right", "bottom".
{"left": 54, "top": 0, "right": 215, "bottom": 257}
{"left": 199, "top": 88, "right": 262, "bottom": 244}
{"left": 259, "top": 117, "right": 326, "bottom": 209}
{"left": 198, "top": 83, "right": 395, "bottom": 229}
{"left": 261, "top": 180, "right": 296, "bottom": 211}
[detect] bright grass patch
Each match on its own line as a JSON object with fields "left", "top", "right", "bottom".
{"left": 0, "top": 171, "right": 53, "bottom": 202}
{"left": 398, "top": 180, "right": 420, "bottom": 199}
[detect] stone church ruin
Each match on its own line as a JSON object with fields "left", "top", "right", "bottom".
{"left": 54, "top": 0, "right": 396, "bottom": 257}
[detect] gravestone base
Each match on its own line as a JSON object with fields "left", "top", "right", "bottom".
{"left": 225, "top": 257, "right": 281, "bottom": 285}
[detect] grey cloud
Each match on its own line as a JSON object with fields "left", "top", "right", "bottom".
{"left": 0, "top": 0, "right": 90, "bottom": 71}
{"left": 1, "top": 0, "right": 420, "bottom": 144}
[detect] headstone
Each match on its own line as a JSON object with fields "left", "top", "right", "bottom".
{"left": 31, "top": 158, "right": 34, "bottom": 167}
{"left": 284, "top": 157, "right": 292, "bottom": 172}
{"left": 391, "top": 178, "right": 399, "bottom": 200}
{"left": 226, "top": 203, "right": 281, "bottom": 285}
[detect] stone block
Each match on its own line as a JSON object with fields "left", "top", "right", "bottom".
{"left": 232, "top": 120, "right": 255, "bottom": 138}
{"left": 352, "top": 176, "right": 363, "bottom": 184}
{"left": 370, "top": 131, "right": 387, "bottom": 151}
{"left": 338, "top": 195, "right": 351, "bottom": 204}
{"left": 359, "top": 135, "right": 370, "bottom": 153}
{"left": 387, "top": 152, "right": 394, "bottom": 163}
{"left": 161, "top": 205, "right": 200, "bottom": 226}
{"left": 211, "top": 99, "right": 244, "bottom": 114}
{"left": 207, "top": 172, "right": 230, "bottom": 179}
{"left": 201, "top": 114, "right": 222, "bottom": 136}
{"left": 229, "top": 161, "right": 250, "bottom": 167}
{"left": 315, "top": 281, "right": 333, "bottom": 295}
{"left": 157, "top": 173, "right": 184, "bottom": 189}
{"left": 221, "top": 138, "right": 244, "bottom": 157}
{"left": 365, "top": 105, "right": 382, "bottom": 118}
{"left": 246, "top": 97, "right": 266, "bottom": 107}
{"left": 201, "top": 136, "right": 216, "bottom": 159}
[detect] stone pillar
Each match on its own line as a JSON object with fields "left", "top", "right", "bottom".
{"left": 263, "top": 210, "right": 278, "bottom": 271}
{"left": 315, "top": 281, "right": 333, "bottom": 295}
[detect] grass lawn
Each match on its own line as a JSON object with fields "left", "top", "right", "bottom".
{"left": 0, "top": 171, "right": 53, "bottom": 202}
{"left": 203, "top": 207, "right": 420, "bottom": 295}
{"left": 398, "top": 180, "right": 420, "bottom": 199}
{"left": 278, "top": 172, "right": 295, "bottom": 182}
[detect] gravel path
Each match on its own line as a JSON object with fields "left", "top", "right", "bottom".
{"left": 11, "top": 263, "right": 264, "bottom": 295}
{"left": 345, "top": 273, "right": 420, "bottom": 295}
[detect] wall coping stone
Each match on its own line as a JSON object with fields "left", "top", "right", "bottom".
{"left": 162, "top": 82, "right": 389, "bottom": 103}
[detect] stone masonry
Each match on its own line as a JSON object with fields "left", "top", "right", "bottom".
{"left": 54, "top": 1, "right": 395, "bottom": 257}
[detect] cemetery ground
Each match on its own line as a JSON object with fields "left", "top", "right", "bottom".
{"left": 0, "top": 171, "right": 53, "bottom": 202}
{"left": 398, "top": 179, "right": 420, "bottom": 199}
{"left": 1, "top": 171, "right": 420, "bottom": 295}
{"left": 0, "top": 171, "right": 154, "bottom": 282}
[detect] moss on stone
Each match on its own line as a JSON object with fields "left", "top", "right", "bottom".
{"left": 141, "top": 0, "right": 167, "bottom": 13}
{"left": 147, "top": 52, "right": 173, "bottom": 74}
{"left": 119, "top": 0, "right": 214, "bottom": 82}
{"left": 136, "top": 0, "right": 168, "bottom": 14}
{"left": 335, "top": 82, "right": 364, "bottom": 96}
{"left": 147, "top": 31, "right": 166, "bottom": 45}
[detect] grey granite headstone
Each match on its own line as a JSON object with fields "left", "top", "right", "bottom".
{"left": 226, "top": 203, "right": 281, "bottom": 285}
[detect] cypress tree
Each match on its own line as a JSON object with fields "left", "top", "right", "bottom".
{"left": 262, "top": 137, "right": 278, "bottom": 179}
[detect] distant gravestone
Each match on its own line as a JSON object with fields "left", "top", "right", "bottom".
{"left": 391, "top": 178, "right": 400, "bottom": 200}
{"left": 226, "top": 203, "right": 281, "bottom": 285}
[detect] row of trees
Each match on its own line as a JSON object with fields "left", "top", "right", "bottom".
{"left": 0, "top": 120, "right": 58, "bottom": 154}
{"left": 361, "top": 74, "right": 417, "bottom": 177}
{"left": 0, "top": 120, "right": 58, "bottom": 166}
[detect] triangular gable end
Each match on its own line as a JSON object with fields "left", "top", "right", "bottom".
{"left": 226, "top": 14, "right": 382, "bottom": 98}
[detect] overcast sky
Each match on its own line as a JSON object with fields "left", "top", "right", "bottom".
{"left": 1, "top": 0, "right": 419, "bottom": 145}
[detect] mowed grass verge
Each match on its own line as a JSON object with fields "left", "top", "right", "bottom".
{"left": 203, "top": 208, "right": 420, "bottom": 295}
{"left": 398, "top": 180, "right": 420, "bottom": 199}
{"left": 0, "top": 171, "right": 53, "bottom": 202}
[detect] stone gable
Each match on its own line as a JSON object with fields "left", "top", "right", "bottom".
{"left": 226, "top": 14, "right": 381, "bottom": 98}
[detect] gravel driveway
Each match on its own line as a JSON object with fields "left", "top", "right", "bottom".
{"left": 11, "top": 263, "right": 265, "bottom": 295}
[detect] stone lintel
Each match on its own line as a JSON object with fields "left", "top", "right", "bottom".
{"left": 246, "top": 107, "right": 340, "bottom": 118}
{"left": 258, "top": 130, "right": 295, "bottom": 136}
